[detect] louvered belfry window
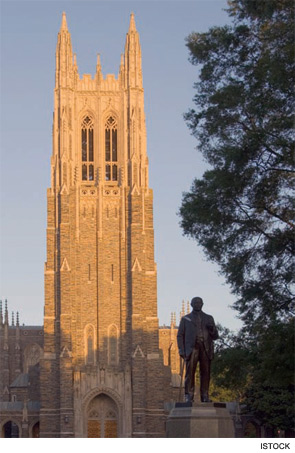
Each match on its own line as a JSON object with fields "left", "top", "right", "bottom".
{"left": 105, "top": 117, "right": 118, "bottom": 181}
{"left": 81, "top": 116, "right": 94, "bottom": 181}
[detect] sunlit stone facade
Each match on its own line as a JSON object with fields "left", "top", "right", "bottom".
{"left": 40, "top": 12, "right": 171, "bottom": 438}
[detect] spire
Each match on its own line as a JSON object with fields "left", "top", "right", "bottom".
{"left": 55, "top": 11, "right": 73, "bottom": 88}
{"left": 0, "top": 300, "right": 2, "bottom": 325}
{"left": 60, "top": 11, "right": 68, "bottom": 31}
{"left": 4, "top": 299, "right": 8, "bottom": 325}
{"left": 94, "top": 53, "right": 102, "bottom": 84}
{"left": 96, "top": 53, "right": 101, "bottom": 70}
{"left": 119, "top": 53, "right": 125, "bottom": 85}
{"left": 12, "top": 311, "right": 15, "bottom": 327}
{"left": 16, "top": 311, "right": 20, "bottom": 347}
{"left": 4, "top": 299, "right": 9, "bottom": 342}
{"left": 73, "top": 53, "right": 78, "bottom": 68}
{"left": 124, "top": 12, "right": 142, "bottom": 88}
{"left": 171, "top": 312, "right": 177, "bottom": 329}
{"left": 129, "top": 12, "right": 137, "bottom": 32}
{"left": 181, "top": 300, "right": 185, "bottom": 318}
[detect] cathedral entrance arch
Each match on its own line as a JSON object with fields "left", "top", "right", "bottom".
{"left": 86, "top": 393, "right": 119, "bottom": 438}
{"left": 1, "top": 420, "right": 20, "bottom": 438}
{"left": 31, "top": 421, "right": 40, "bottom": 438}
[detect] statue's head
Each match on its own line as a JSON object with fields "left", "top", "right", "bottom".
{"left": 191, "top": 297, "right": 203, "bottom": 312}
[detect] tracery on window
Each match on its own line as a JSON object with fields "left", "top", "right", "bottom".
{"left": 81, "top": 116, "right": 94, "bottom": 181}
{"left": 105, "top": 117, "right": 118, "bottom": 181}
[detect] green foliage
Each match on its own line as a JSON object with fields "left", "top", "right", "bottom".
{"left": 211, "top": 320, "right": 295, "bottom": 429}
{"left": 180, "top": 0, "right": 295, "bottom": 330}
{"left": 211, "top": 324, "right": 253, "bottom": 401}
{"left": 243, "top": 318, "right": 295, "bottom": 430}
{"left": 244, "top": 384, "right": 294, "bottom": 431}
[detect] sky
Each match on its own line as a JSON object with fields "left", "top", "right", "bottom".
{"left": 0, "top": 0, "right": 242, "bottom": 331}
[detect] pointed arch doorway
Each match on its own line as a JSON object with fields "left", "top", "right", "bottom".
{"left": 87, "top": 393, "right": 118, "bottom": 438}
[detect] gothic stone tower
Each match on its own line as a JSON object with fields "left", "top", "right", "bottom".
{"left": 40, "top": 13, "right": 171, "bottom": 438}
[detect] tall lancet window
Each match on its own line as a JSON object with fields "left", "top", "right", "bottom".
{"left": 81, "top": 116, "right": 94, "bottom": 181}
{"left": 105, "top": 116, "right": 118, "bottom": 181}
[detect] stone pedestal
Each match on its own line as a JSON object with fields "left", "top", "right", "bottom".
{"left": 166, "top": 402, "right": 235, "bottom": 438}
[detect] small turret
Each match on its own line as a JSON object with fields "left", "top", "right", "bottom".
{"left": 186, "top": 301, "right": 190, "bottom": 314}
{"left": 119, "top": 53, "right": 125, "bottom": 85}
{"left": 95, "top": 53, "right": 102, "bottom": 84}
{"left": 4, "top": 299, "right": 9, "bottom": 344}
{"left": 4, "top": 299, "right": 8, "bottom": 326}
{"left": 16, "top": 311, "right": 20, "bottom": 345}
{"left": 73, "top": 53, "right": 78, "bottom": 73}
{"left": 180, "top": 300, "right": 185, "bottom": 320}
{"left": 96, "top": 53, "right": 101, "bottom": 73}
{"left": 60, "top": 11, "right": 68, "bottom": 31}
{"left": 55, "top": 11, "right": 74, "bottom": 88}
{"left": 0, "top": 300, "right": 3, "bottom": 327}
{"left": 170, "top": 312, "right": 177, "bottom": 330}
{"left": 15, "top": 311, "right": 21, "bottom": 371}
{"left": 129, "top": 11, "right": 136, "bottom": 32}
{"left": 124, "top": 13, "right": 143, "bottom": 88}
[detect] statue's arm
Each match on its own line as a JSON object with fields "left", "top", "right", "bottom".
{"left": 207, "top": 316, "right": 219, "bottom": 340}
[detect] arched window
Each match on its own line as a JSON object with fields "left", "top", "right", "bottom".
{"left": 81, "top": 116, "right": 94, "bottom": 181}
{"left": 105, "top": 117, "right": 118, "bottom": 181}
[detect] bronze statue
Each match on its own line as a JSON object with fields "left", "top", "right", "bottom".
{"left": 177, "top": 297, "right": 219, "bottom": 403}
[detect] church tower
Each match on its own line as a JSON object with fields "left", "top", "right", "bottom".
{"left": 40, "top": 13, "right": 170, "bottom": 438}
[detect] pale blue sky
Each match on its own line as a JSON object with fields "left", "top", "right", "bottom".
{"left": 0, "top": 0, "right": 242, "bottom": 331}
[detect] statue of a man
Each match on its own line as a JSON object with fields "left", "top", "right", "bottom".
{"left": 177, "top": 297, "right": 219, "bottom": 403}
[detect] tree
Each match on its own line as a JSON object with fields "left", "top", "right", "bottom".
{"left": 210, "top": 320, "right": 295, "bottom": 430}
{"left": 179, "top": 0, "right": 295, "bottom": 430}
{"left": 179, "top": 0, "right": 294, "bottom": 331}
{"left": 211, "top": 325, "right": 252, "bottom": 401}
{"left": 243, "top": 318, "right": 295, "bottom": 431}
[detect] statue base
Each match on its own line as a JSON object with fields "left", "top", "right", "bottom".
{"left": 166, "top": 402, "right": 235, "bottom": 438}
